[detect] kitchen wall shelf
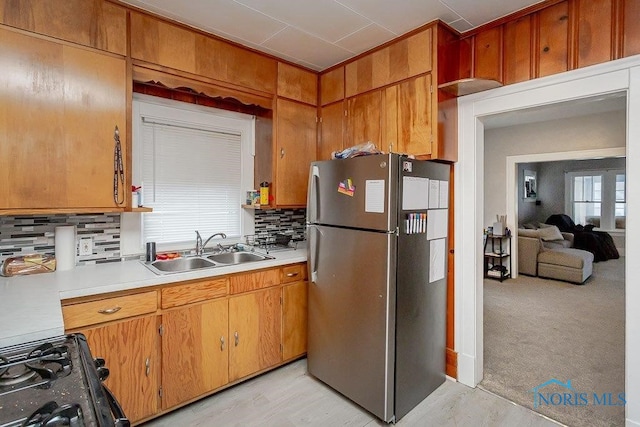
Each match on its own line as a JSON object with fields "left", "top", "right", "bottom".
{"left": 438, "top": 78, "right": 502, "bottom": 97}
{"left": 484, "top": 234, "right": 511, "bottom": 282}
{"left": 242, "top": 204, "right": 272, "bottom": 210}
{"left": 130, "top": 207, "right": 153, "bottom": 213}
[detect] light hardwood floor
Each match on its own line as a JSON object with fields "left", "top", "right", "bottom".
{"left": 141, "top": 359, "right": 561, "bottom": 426}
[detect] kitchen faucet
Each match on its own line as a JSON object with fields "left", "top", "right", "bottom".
{"left": 195, "top": 231, "right": 227, "bottom": 255}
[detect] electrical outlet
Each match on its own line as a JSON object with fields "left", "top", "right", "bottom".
{"left": 79, "top": 237, "right": 93, "bottom": 256}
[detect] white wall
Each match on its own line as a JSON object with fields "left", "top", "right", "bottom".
{"left": 484, "top": 110, "right": 626, "bottom": 228}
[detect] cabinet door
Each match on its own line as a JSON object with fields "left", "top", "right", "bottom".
{"left": 81, "top": 315, "right": 159, "bottom": 423}
{"left": 275, "top": 98, "right": 317, "bottom": 207}
{"left": 228, "top": 288, "right": 282, "bottom": 381}
{"left": 503, "top": 16, "right": 533, "bottom": 85}
{"left": 0, "top": 27, "right": 126, "bottom": 210}
{"left": 623, "top": 0, "right": 640, "bottom": 57}
{"left": 537, "top": 1, "right": 570, "bottom": 77}
{"left": 473, "top": 26, "right": 503, "bottom": 82}
{"left": 319, "top": 101, "right": 344, "bottom": 161}
{"left": 161, "top": 299, "right": 228, "bottom": 409}
{"left": 397, "top": 74, "right": 432, "bottom": 157}
{"left": 345, "top": 90, "right": 382, "bottom": 149}
{"left": 576, "top": 0, "right": 614, "bottom": 68}
{"left": 282, "top": 281, "right": 308, "bottom": 360}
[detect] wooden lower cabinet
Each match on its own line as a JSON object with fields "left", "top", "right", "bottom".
{"left": 161, "top": 298, "right": 228, "bottom": 409}
{"left": 228, "top": 287, "right": 282, "bottom": 381}
{"left": 80, "top": 315, "right": 160, "bottom": 424}
{"left": 282, "top": 281, "right": 308, "bottom": 360}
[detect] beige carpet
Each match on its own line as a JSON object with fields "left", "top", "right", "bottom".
{"left": 481, "top": 257, "right": 625, "bottom": 427}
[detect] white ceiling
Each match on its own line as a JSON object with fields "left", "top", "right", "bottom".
{"left": 120, "top": 0, "right": 546, "bottom": 71}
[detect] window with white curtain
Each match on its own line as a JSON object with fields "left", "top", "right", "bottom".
{"left": 129, "top": 95, "right": 255, "bottom": 252}
{"left": 565, "top": 169, "right": 625, "bottom": 230}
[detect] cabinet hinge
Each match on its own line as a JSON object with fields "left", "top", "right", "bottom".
{"left": 280, "top": 296, "right": 283, "bottom": 305}
{"left": 159, "top": 386, "right": 163, "bottom": 398}
{"left": 159, "top": 324, "right": 164, "bottom": 336}
{"left": 280, "top": 343, "right": 283, "bottom": 353}
{"left": 344, "top": 110, "right": 348, "bottom": 117}
{"left": 430, "top": 85, "right": 433, "bottom": 94}
{"left": 316, "top": 116, "right": 319, "bottom": 123}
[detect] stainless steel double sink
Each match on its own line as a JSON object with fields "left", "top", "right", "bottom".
{"left": 143, "top": 251, "right": 274, "bottom": 275}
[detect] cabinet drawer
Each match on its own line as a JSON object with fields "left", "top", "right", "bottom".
{"left": 63, "top": 291, "right": 157, "bottom": 330}
{"left": 161, "top": 278, "right": 228, "bottom": 309}
{"left": 229, "top": 268, "right": 280, "bottom": 294}
{"left": 281, "top": 264, "right": 306, "bottom": 284}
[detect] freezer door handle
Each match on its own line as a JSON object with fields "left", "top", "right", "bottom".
{"left": 307, "top": 165, "right": 320, "bottom": 222}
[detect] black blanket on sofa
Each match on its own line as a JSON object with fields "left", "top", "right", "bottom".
{"left": 545, "top": 214, "right": 620, "bottom": 262}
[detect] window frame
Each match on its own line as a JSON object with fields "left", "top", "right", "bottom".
{"left": 122, "top": 94, "right": 255, "bottom": 256}
{"left": 565, "top": 169, "right": 625, "bottom": 231}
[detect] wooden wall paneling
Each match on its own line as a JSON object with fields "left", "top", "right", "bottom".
{"left": 345, "top": 90, "right": 382, "bottom": 148}
{"left": 473, "top": 26, "right": 503, "bottom": 82}
{"left": 382, "top": 85, "right": 398, "bottom": 153}
{"left": 623, "top": 0, "right": 640, "bottom": 56}
{"left": 458, "top": 37, "right": 473, "bottom": 79}
{"left": 575, "top": 0, "right": 615, "bottom": 68}
{"left": 277, "top": 62, "right": 317, "bottom": 105}
{"left": 215, "top": 40, "right": 277, "bottom": 94}
{"left": 0, "top": 0, "right": 127, "bottom": 55}
{"left": 435, "top": 94, "right": 458, "bottom": 162}
{"left": 320, "top": 66, "right": 344, "bottom": 106}
{"left": 319, "top": 101, "right": 345, "bottom": 161}
{"left": 503, "top": 16, "right": 533, "bottom": 84}
{"left": 536, "top": 0, "right": 570, "bottom": 77}
{"left": 437, "top": 24, "right": 460, "bottom": 85}
{"left": 397, "top": 74, "right": 432, "bottom": 156}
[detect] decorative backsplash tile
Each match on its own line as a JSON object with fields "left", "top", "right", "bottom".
{"left": 254, "top": 208, "right": 306, "bottom": 240}
{"left": 0, "top": 214, "right": 121, "bottom": 266}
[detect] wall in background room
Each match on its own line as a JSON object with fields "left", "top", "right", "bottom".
{"left": 0, "top": 214, "right": 121, "bottom": 266}
{"left": 484, "top": 109, "right": 626, "bottom": 228}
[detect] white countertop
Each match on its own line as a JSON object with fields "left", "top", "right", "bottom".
{"left": 0, "top": 248, "right": 307, "bottom": 348}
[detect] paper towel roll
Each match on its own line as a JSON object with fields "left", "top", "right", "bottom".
{"left": 55, "top": 225, "right": 76, "bottom": 271}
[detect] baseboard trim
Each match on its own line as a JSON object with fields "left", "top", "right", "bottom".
{"left": 626, "top": 418, "right": 640, "bottom": 427}
{"left": 446, "top": 348, "right": 457, "bottom": 379}
{"left": 457, "top": 352, "right": 478, "bottom": 387}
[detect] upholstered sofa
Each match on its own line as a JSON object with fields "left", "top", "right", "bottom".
{"left": 518, "top": 228, "right": 594, "bottom": 284}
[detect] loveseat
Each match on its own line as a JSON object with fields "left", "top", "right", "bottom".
{"left": 518, "top": 227, "right": 593, "bottom": 284}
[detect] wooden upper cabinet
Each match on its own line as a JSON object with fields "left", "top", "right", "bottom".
{"left": 503, "top": 16, "right": 533, "bottom": 84}
{"left": 277, "top": 62, "right": 317, "bottom": 105}
{"left": 319, "top": 101, "right": 344, "bottom": 161}
{"left": 345, "top": 28, "right": 432, "bottom": 97}
{"left": 576, "top": 0, "right": 615, "bottom": 68}
{"left": 397, "top": 74, "right": 432, "bottom": 157}
{"left": 537, "top": 1, "right": 570, "bottom": 78}
{"left": 473, "top": 26, "right": 503, "bottom": 82}
{"left": 320, "top": 67, "right": 344, "bottom": 106}
{"left": 0, "top": 27, "right": 126, "bottom": 210}
{"left": 130, "top": 12, "right": 277, "bottom": 94}
{"left": 275, "top": 99, "right": 317, "bottom": 207}
{"left": 345, "top": 90, "right": 382, "bottom": 148}
{"left": 623, "top": 0, "right": 640, "bottom": 56}
{"left": 0, "top": 0, "right": 126, "bottom": 55}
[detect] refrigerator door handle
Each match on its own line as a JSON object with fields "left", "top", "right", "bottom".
{"left": 307, "top": 165, "right": 320, "bottom": 222}
{"left": 309, "top": 225, "right": 320, "bottom": 283}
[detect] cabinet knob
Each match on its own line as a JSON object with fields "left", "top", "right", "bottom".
{"left": 234, "top": 331, "right": 239, "bottom": 346}
{"left": 220, "top": 336, "right": 225, "bottom": 351}
{"left": 145, "top": 357, "right": 150, "bottom": 377}
{"left": 280, "top": 148, "right": 285, "bottom": 158}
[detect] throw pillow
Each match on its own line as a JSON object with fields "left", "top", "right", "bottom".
{"left": 538, "top": 225, "right": 564, "bottom": 241}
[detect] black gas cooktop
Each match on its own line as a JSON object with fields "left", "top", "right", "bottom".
{"left": 0, "top": 334, "right": 128, "bottom": 427}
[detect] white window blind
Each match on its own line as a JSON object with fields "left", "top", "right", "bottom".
{"left": 141, "top": 118, "right": 242, "bottom": 244}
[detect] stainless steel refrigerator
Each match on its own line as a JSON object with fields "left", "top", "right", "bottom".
{"left": 306, "top": 153, "right": 449, "bottom": 423}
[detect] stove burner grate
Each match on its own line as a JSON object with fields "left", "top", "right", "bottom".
{"left": 0, "top": 343, "right": 72, "bottom": 391}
